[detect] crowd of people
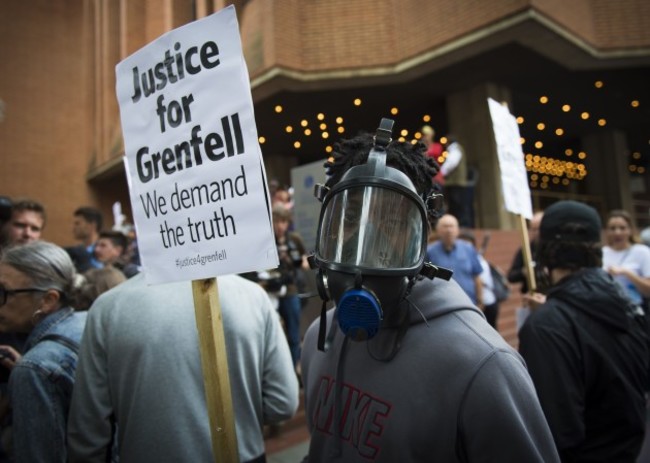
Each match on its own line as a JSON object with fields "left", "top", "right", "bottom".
{"left": 0, "top": 119, "right": 649, "bottom": 462}
{"left": 0, "top": 197, "right": 299, "bottom": 462}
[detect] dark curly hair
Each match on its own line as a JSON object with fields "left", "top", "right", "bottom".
{"left": 323, "top": 132, "right": 441, "bottom": 221}
{"left": 325, "top": 133, "right": 438, "bottom": 191}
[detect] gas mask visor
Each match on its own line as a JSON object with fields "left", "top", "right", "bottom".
{"left": 310, "top": 118, "right": 441, "bottom": 350}
{"left": 314, "top": 118, "right": 428, "bottom": 277}
{"left": 316, "top": 185, "right": 425, "bottom": 275}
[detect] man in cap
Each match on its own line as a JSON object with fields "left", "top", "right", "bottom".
{"left": 519, "top": 200, "right": 649, "bottom": 462}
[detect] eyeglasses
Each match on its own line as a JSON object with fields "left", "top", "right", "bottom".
{"left": 0, "top": 287, "right": 46, "bottom": 307}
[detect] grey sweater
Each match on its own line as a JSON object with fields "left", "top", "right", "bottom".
{"left": 301, "top": 276, "right": 559, "bottom": 462}
{"left": 68, "top": 273, "right": 299, "bottom": 462}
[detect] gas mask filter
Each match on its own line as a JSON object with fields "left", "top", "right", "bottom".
{"left": 310, "top": 118, "right": 451, "bottom": 350}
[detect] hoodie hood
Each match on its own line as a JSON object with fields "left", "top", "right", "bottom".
{"left": 549, "top": 267, "right": 642, "bottom": 332}
{"left": 403, "top": 275, "right": 480, "bottom": 325}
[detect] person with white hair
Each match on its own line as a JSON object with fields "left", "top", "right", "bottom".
{"left": 0, "top": 241, "right": 86, "bottom": 462}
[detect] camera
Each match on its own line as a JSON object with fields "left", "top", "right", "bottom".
{"left": 290, "top": 249, "right": 303, "bottom": 267}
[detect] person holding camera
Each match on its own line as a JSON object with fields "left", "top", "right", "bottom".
{"left": 270, "top": 204, "right": 309, "bottom": 370}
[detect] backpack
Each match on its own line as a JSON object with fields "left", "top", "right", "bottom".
{"left": 489, "top": 263, "right": 510, "bottom": 303}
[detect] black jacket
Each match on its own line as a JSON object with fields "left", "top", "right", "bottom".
{"left": 507, "top": 243, "right": 548, "bottom": 293}
{"left": 519, "top": 267, "right": 649, "bottom": 462}
{"left": 65, "top": 244, "right": 94, "bottom": 273}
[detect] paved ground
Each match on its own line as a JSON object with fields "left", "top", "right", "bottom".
{"left": 268, "top": 441, "right": 309, "bottom": 463}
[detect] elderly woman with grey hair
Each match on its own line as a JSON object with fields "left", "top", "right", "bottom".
{"left": 0, "top": 241, "right": 87, "bottom": 462}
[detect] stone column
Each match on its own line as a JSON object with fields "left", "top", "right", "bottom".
{"left": 446, "top": 83, "right": 520, "bottom": 230}
{"left": 582, "top": 130, "right": 632, "bottom": 216}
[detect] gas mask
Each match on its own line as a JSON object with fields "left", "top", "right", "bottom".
{"left": 310, "top": 118, "right": 451, "bottom": 350}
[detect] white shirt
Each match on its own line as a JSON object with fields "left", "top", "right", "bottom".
{"left": 602, "top": 244, "right": 650, "bottom": 305}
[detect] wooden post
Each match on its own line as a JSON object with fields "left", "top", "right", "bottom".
{"left": 192, "top": 278, "right": 239, "bottom": 462}
{"left": 518, "top": 214, "right": 537, "bottom": 293}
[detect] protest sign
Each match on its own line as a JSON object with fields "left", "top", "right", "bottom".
{"left": 116, "top": 5, "right": 277, "bottom": 285}
{"left": 487, "top": 98, "right": 537, "bottom": 295}
{"left": 487, "top": 98, "right": 533, "bottom": 220}
{"left": 116, "top": 7, "right": 273, "bottom": 461}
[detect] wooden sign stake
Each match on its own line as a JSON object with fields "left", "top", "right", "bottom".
{"left": 192, "top": 278, "right": 239, "bottom": 463}
{"left": 517, "top": 214, "right": 537, "bottom": 293}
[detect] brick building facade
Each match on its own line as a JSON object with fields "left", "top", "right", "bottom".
{"left": 1, "top": 0, "right": 649, "bottom": 243}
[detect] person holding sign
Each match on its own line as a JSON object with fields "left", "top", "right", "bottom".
{"left": 104, "top": 7, "right": 292, "bottom": 462}
{"left": 67, "top": 273, "right": 299, "bottom": 463}
{"left": 300, "top": 120, "right": 559, "bottom": 462}
{"left": 507, "top": 210, "right": 545, "bottom": 295}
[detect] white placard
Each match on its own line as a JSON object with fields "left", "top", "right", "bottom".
{"left": 487, "top": 98, "right": 533, "bottom": 220}
{"left": 116, "top": 6, "right": 278, "bottom": 284}
{"left": 290, "top": 160, "right": 327, "bottom": 253}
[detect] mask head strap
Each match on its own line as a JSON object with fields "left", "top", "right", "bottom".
{"left": 364, "top": 118, "right": 393, "bottom": 176}
{"left": 313, "top": 118, "right": 394, "bottom": 203}
{"left": 374, "top": 118, "right": 393, "bottom": 149}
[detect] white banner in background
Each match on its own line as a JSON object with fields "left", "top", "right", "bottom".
{"left": 487, "top": 98, "right": 533, "bottom": 220}
{"left": 115, "top": 6, "right": 278, "bottom": 284}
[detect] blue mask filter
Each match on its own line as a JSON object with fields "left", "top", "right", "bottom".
{"left": 336, "top": 288, "right": 383, "bottom": 341}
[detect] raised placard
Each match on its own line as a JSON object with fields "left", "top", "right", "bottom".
{"left": 116, "top": 6, "right": 278, "bottom": 284}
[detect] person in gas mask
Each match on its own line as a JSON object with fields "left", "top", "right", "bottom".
{"left": 300, "top": 118, "right": 559, "bottom": 462}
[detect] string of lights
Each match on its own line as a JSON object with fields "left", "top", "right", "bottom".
{"left": 257, "top": 77, "right": 646, "bottom": 193}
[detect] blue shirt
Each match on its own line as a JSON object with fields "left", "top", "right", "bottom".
{"left": 87, "top": 243, "right": 103, "bottom": 269}
{"left": 427, "top": 240, "right": 483, "bottom": 303}
{"left": 8, "top": 307, "right": 87, "bottom": 463}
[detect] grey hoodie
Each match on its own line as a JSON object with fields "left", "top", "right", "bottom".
{"left": 301, "top": 276, "right": 559, "bottom": 462}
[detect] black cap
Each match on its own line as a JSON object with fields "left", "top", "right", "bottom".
{"left": 540, "top": 200, "right": 602, "bottom": 243}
